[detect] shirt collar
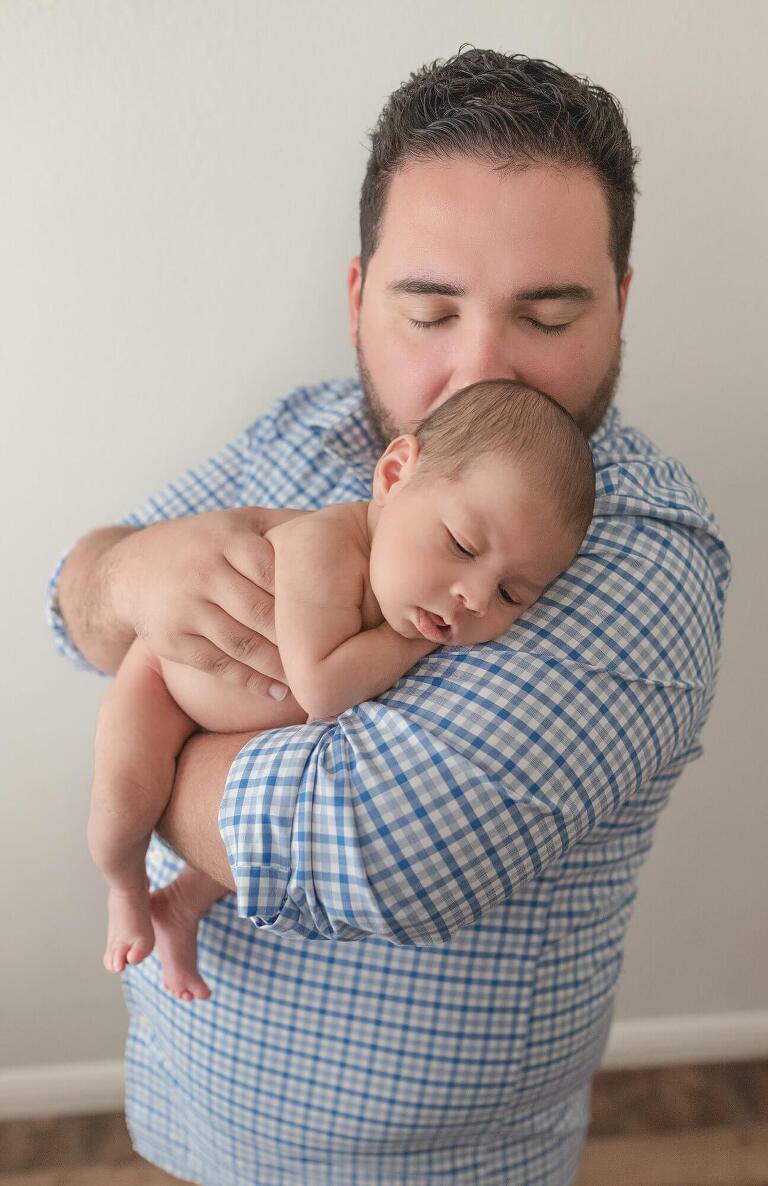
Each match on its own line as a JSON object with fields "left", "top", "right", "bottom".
{"left": 321, "top": 383, "right": 381, "bottom": 475}
{"left": 588, "top": 405, "right": 622, "bottom": 451}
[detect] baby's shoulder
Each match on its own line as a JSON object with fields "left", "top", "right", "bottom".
{"left": 269, "top": 501, "right": 370, "bottom": 563}
{"left": 321, "top": 500, "right": 369, "bottom": 535}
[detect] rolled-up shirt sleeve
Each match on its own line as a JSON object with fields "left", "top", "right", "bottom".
{"left": 218, "top": 498, "right": 731, "bottom": 946}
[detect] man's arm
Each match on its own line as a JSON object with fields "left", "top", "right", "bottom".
{"left": 57, "top": 526, "right": 140, "bottom": 674}
{"left": 155, "top": 730, "right": 244, "bottom": 891}
{"left": 47, "top": 423, "right": 259, "bottom": 676}
{"left": 208, "top": 504, "right": 729, "bottom": 946}
{"left": 47, "top": 420, "right": 310, "bottom": 696}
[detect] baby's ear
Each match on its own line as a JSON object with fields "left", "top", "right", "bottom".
{"left": 372, "top": 435, "right": 421, "bottom": 504}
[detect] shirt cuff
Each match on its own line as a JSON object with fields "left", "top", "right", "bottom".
{"left": 218, "top": 729, "right": 300, "bottom": 924}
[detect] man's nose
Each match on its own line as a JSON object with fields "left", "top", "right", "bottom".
{"left": 449, "top": 326, "right": 519, "bottom": 391}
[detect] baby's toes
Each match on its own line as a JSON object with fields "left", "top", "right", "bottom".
{"left": 177, "top": 977, "right": 211, "bottom": 1003}
{"left": 104, "top": 941, "right": 129, "bottom": 974}
{"left": 162, "top": 969, "right": 211, "bottom": 1002}
{"left": 126, "top": 933, "right": 154, "bottom": 965}
{"left": 188, "top": 974, "right": 212, "bottom": 1001}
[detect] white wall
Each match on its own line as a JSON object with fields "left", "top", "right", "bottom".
{"left": 2, "top": 0, "right": 766, "bottom": 1075}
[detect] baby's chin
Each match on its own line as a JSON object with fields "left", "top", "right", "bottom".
{"left": 389, "top": 610, "right": 421, "bottom": 640}
{"left": 383, "top": 606, "right": 431, "bottom": 642}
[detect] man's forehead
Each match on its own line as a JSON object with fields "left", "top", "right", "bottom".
{"left": 374, "top": 156, "right": 613, "bottom": 276}
{"left": 388, "top": 153, "right": 607, "bottom": 207}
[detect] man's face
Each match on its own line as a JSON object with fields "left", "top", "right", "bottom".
{"left": 348, "top": 157, "right": 632, "bottom": 442}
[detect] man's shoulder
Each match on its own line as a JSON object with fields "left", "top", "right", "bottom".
{"left": 591, "top": 408, "right": 725, "bottom": 546}
{"left": 466, "top": 405, "right": 730, "bottom": 692}
{"left": 237, "top": 378, "right": 373, "bottom": 510}
{"left": 483, "top": 407, "right": 732, "bottom": 692}
{"left": 244, "top": 377, "right": 362, "bottom": 445}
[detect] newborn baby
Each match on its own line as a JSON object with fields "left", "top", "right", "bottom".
{"left": 87, "top": 379, "right": 595, "bottom": 1000}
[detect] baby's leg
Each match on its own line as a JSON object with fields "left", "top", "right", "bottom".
{"left": 149, "top": 866, "right": 228, "bottom": 1001}
{"left": 87, "top": 638, "right": 197, "bottom": 975}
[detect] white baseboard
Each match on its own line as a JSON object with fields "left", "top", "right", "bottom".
{"left": 0, "top": 1059, "right": 124, "bottom": 1121}
{"left": 1, "top": 1012, "right": 767, "bottom": 1121}
{"left": 601, "top": 1010, "right": 768, "bottom": 1070}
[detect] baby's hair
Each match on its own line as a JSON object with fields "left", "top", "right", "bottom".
{"left": 411, "top": 380, "right": 596, "bottom": 541}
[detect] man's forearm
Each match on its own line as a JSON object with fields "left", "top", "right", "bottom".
{"left": 58, "top": 526, "right": 138, "bottom": 674}
{"left": 155, "top": 730, "right": 250, "bottom": 892}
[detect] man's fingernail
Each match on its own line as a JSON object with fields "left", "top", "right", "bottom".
{"left": 269, "top": 684, "right": 287, "bottom": 701}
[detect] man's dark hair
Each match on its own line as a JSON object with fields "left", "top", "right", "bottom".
{"left": 411, "top": 379, "right": 596, "bottom": 543}
{"left": 360, "top": 47, "right": 639, "bottom": 284}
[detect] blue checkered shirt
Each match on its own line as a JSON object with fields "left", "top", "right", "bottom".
{"left": 47, "top": 378, "right": 730, "bottom": 1185}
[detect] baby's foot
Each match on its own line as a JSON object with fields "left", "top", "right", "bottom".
{"left": 149, "top": 878, "right": 211, "bottom": 1002}
{"left": 104, "top": 885, "right": 155, "bottom": 973}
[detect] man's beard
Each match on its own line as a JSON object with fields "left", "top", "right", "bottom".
{"left": 356, "top": 334, "right": 624, "bottom": 444}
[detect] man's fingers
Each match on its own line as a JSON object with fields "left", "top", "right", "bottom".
{"left": 177, "top": 632, "right": 287, "bottom": 696}
{"left": 195, "top": 603, "right": 287, "bottom": 683}
{"left": 224, "top": 534, "right": 277, "bottom": 597}
{"left": 235, "top": 504, "right": 311, "bottom": 540}
{"left": 215, "top": 562, "right": 279, "bottom": 645}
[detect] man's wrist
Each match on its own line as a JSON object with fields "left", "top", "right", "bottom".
{"left": 58, "top": 526, "right": 138, "bottom": 674}
{"left": 101, "top": 529, "right": 140, "bottom": 639}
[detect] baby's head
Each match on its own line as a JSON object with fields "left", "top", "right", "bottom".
{"left": 367, "top": 379, "right": 595, "bottom": 646}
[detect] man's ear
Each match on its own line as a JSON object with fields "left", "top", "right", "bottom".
{"left": 617, "top": 266, "right": 633, "bottom": 323}
{"left": 372, "top": 435, "right": 421, "bottom": 505}
{"left": 347, "top": 256, "right": 363, "bottom": 345}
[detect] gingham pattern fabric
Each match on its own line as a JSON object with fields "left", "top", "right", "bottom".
{"left": 47, "top": 378, "right": 730, "bottom": 1186}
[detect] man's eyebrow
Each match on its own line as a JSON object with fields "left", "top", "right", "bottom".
{"left": 386, "top": 278, "right": 595, "bottom": 303}
{"left": 387, "top": 277, "right": 467, "bottom": 297}
{"left": 513, "top": 284, "right": 594, "bottom": 303}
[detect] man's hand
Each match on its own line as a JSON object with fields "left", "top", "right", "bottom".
{"left": 107, "top": 506, "right": 309, "bottom": 695}
{"left": 58, "top": 506, "right": 310, "bottom": 692}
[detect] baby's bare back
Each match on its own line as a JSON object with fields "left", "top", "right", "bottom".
{"left": 158, "top": 502, "right": 379, "bottom": 733}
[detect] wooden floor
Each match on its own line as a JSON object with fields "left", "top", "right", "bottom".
{"left": 1, "top": 1060, "right": 766, "bottom": 1185}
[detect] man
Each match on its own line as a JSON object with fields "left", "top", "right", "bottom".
{"left": 48, "top": 49, "right": 730, "bottom": 1186}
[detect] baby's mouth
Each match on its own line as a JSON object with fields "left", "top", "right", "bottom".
{"left": 415, "top": 607, "right": 452, "bottom": 642}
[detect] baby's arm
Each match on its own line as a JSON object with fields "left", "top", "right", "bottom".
{"left": 270, "top": 516, "right": 438, "bottom": 720}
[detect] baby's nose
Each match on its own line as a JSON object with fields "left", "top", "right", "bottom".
{"left": 454, "top": 588, "right": 490, "bottom": 617}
